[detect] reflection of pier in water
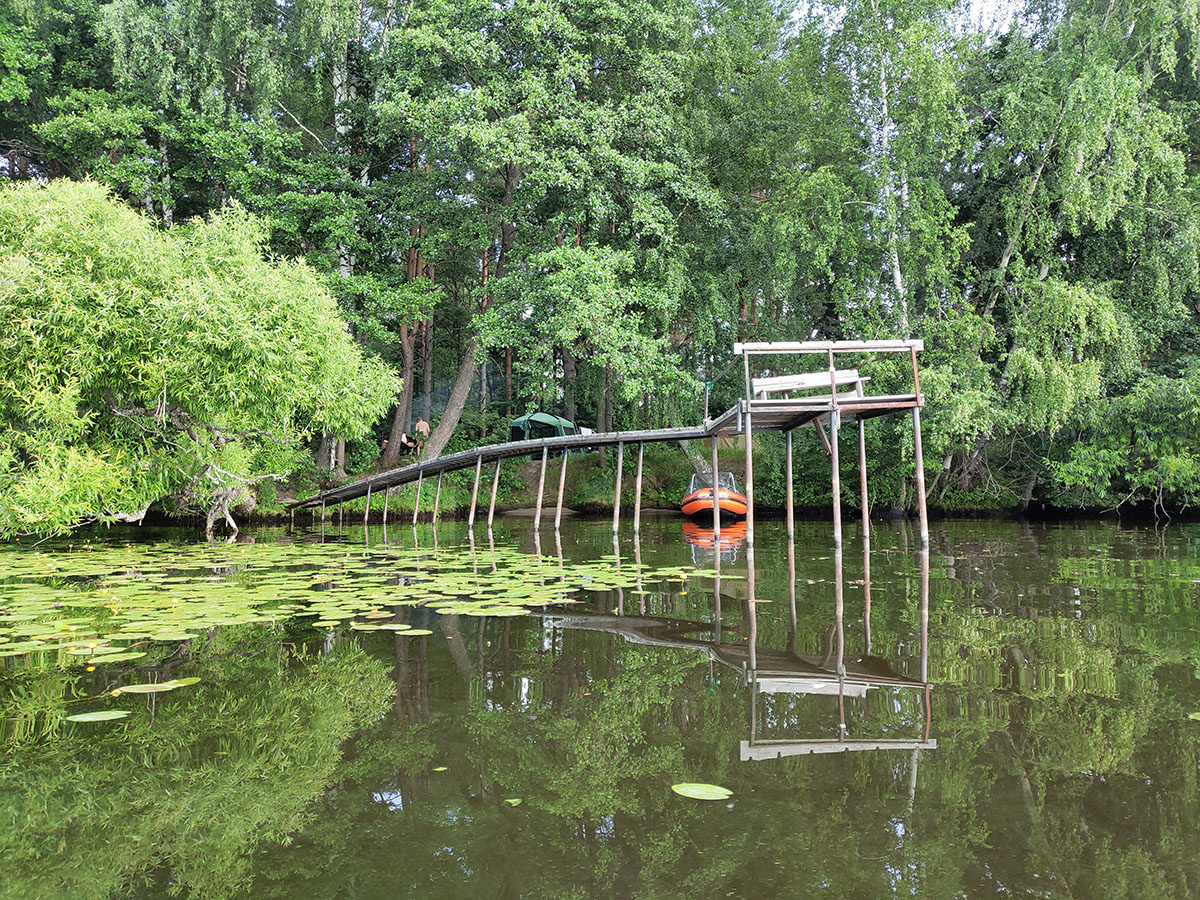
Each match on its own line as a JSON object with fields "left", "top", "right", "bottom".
{"left": 539, "top": 533, "right": 935, "bottom": 762}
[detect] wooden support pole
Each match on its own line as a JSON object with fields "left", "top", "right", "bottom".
{"left": 338, "top": 501, "right": 343, "bottom": 522}
{"left": 744, "top": 354, "right": 754, "bottom": 546}
{"left": 382, "top": 486, "right": 390, "bottom": 525}
{"left": 487, "top": 460, "right": 501, "bottom": 531}
{"left": 555, "top": 451, "right": 569, "bottom": 531}
{"left": 364, "top": 485, "right": 372, "bottom": 524}
{"left": 830, "top": 408, "right": 842, "bottom": 548}
{"left": 633, "top": 442, "right": 645, "bottom": 534}
{"left": 912, "top": 407, "right": 929, "bottom": 547}
{"left": 612, "top": 441, "right": 624, "bottom": 533}
{"left": 710, "top": 436, "right": 720, "bottom": 542}
{"left": 858, "top": 418, "right": 870, "bottom": 551}
{"left": 432, "top": 473, "right": 442, "bottom": 524}
{"left": 744, "top": 401, "right": 755, "bottom": 546}
{"left": 468, "top": 455, "right": 482, "bottom": 529}
{"left": 412, "top": 470, "right": 423, "bottom": 526}
{"left": 534, "top": 446, "right": 548, "bottom": 531}
{"left": 289, "top": 509, "right": 295, "bottom": 533}
{"left": 320, "top": 499, "right": 326, "bottom": 521}
{"left": 785, "top": 430, "right": 794, "bottom": 540}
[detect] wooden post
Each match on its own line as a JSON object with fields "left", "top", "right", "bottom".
{"left": 912, "top": 407, "right": 929, "bottom": 547}
{"left": 338, "top": 500, "right": 343, "bottom": 522}
{"left": 382, "top": 486, "right": 390, "bottom": 525}
{"left": 743, "top": 348, "right": 754, "bottom": 546}
{"left": 710, "top": 436, "right": 720, "bottom": 542}
{"left": 320, "top": 499, "right": 326, "bottom": 521}
{"left": 412, "top": 470, "right": 423, "bottom": 526}
{"left": 830, "top": 409, "right": 842, "bottom": 548}
{"left": 468, "top": 455, "right": 482, "bottom": 529}
{"left": 785, "top": 430, "right": 794, "bottom": 540}
{"left": 534, "top": 445, "right": 548, "bottom": 531}
{"left": 432, "top": 473, "right": 442, "bottom": 524}
{"left": 612, "top": 441, "right": 624, "bottom": 533}
{"left": 858, "top": 417, "right": 870, "bottom": 551}
{"left": 743, "top": 400, "right": 754, "bottom": 547}
{"left": 289, "top": 508, "right": 295, "bottom": 533}
{"left": 555, "top": 450, "right": 568, "bottom": 531}
{"left": 633, "top": 442, "right": 644, "bottom": 535}
{"left": 487, "top": 459, "right": 501, "bottom": 531}
{"left": 364, "top": 484, "right": 372, "bottom": 524}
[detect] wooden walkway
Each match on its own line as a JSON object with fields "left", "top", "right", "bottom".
{"left": 292, "top": 339, "right": 929, "bottom": 546}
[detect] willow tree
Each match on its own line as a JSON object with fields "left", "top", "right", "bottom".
{"left": 0, "top": 180, "right": 398, "bottom": 538}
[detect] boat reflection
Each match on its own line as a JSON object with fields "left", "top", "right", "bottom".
{"left": 681, "top": 519, "right": 748, "bottom": 566}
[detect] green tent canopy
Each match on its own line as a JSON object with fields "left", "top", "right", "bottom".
{"left": 509, "top": 412, "right": 580, "bottom": 443}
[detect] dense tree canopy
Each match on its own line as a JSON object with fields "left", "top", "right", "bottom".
{"left": 0, "top": 180, "right": 397, "bottom": 537}
{"left": 2, "top": 0, "right": 1199, "bottom": 515}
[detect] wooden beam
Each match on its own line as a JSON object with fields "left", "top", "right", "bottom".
{"left": 412, "top": 470, "right": 423, "bottom": 526}
{"left": 734, "top": 339, "right": 924, "bottom": 355}
{"left": 382, "top": 486, "right": 389, "bottom": 525}
{"left": 432, "top": 473, "right": 442, "bottom": 524}
{"left": 487, "top": 459, "right": 501, "bottom": 531}
{"left": 468, "top": 455, "right": 482, "bottom": 529}
{"left": 534, "top": 446, "right": 548, "bottom": 531}
{"left": 830, "top": 408, "right": 842, "bottom": 548}
{"left": 913, "top": 407, "right": 929, "bottom": 546}
{"left": 612, "top": 441, "right": 624, "bottom": 533}
{"left": 710, "top": 436, "right": 720, "bottom": 543}
{"left": 785, "top": 430, "right": 794, "bottom": 539}
{"left": 364, "top": 485, "right": 372, "bottom": 524}
{"left": 555, "top": 451, "right": 568, "bottom": 531}
{"left": 632, "top": 443, "right": 644, "bottom": 534}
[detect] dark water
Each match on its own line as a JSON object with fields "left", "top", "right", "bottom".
{"left": 3, "top": 515, "right": 1200, "bottom": 899}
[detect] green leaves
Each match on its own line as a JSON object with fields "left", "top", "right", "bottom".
{"left": 670, "top": 782, "right": 732, "bottom": 801}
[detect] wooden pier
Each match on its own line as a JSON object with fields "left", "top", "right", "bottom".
{"left": 293, "top": 339, "right": 928, "bottom": 546}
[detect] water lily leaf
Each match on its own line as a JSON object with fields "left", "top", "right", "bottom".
{"left": 1188, "top": 713, "right": 1200, "bottom": 721}
{"left": 432, "top": 766, "right": 448, "bottom": 772}
{"left": 66, "top": 709, "right": 131, "bottom": 722}
{"left": 165, "top": 677, "right": 201, "bottom": 688}
{"left": 671, "top": 783, "right": 732, "bottom": 801}
{"left": 504, "top": 798, "right": 522, "bottom": 806}
{"left": 113, "top": 682, "right": 178, "bottom": 694}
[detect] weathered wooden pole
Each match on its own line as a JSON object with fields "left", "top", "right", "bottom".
{"left": 743, "top": 351, "right": 754, "bottom": 546}
{"left": 382, "top": 486, "right": 390, "bottom": 525}
{"left": 289, "top": 508, "right": 295, "bottom": 533}
{"left": 612, "top": 441, "right": 624, "bottom": 533}
{"left": 912, "top": 407, "right": 929, "bottom": 547}
{"left": 710, "top": 436, "right": 721, "bottom": 542}
{"left": 632, "top": 442, "right": 645, "bottom": 535}
{"left": 858, "top": 417, "right": 870, "bottom": 551}
{"left": 412, "top": 470, "right": 423, "bottom": 526}
{"left": 468, "top": 455, "right": 482, "bottom": 529}
{"left": 320, "top": 499, "right": 326, "bottom": 521}
{"left": 785, "top": 430, "right": 795, "bottom": 539}
{"left": 830, "top": 409, "right": 842, "bottom": 548}
{"left": 533, "top": 445, "right": 548, "bottom": 531}
{"left": 487, "top": 459, "right": 501, "bottom": 531}
{"left": 364, "top": 484, "right": 372, "bottom": 524}
{"left": 828, "top": 348, "right": 841, "bottom": 549}
{"left": 338, "top": 500, "right": 343, "bottom": 522}
{"left": 432, "top": 473, "right": 442, "bottom": 524}
{"left": 555, "top": 450, "right": 569, "bottom": 531}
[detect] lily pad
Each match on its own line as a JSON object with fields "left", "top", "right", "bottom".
{"left": 66, "top": 709, "right": 131, "bottom": 723}
{"left": 671, "top": 783, "right": 732, "bottom": 801}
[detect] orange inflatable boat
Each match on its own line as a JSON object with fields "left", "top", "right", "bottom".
{"left": 680, "top": 472, "right": 748, "bottom": 519}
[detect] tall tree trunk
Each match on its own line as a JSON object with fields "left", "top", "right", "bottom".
{"left": 505, "top": 347, "right": 513, "bottom": 417}
{"left": 423, "top": 338, "right": 478, "bottom": 460}
{"left": 380, "top": 324, "right": 417, "bottom": 469}
{"left": 421, "top": 316, "right": 433, "bottom": 422}
{"left": 159, "top": 130, "right": 173, "bottom": 227}
{"left": 478, "top": 359, "right": 487, "bottom": 439}
{"left": 561, "top": 344, "right": 576, "bottom": 421}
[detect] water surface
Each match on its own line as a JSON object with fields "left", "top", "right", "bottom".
{"left": 2, "top": 516, "right": 1199, "bottom": 899}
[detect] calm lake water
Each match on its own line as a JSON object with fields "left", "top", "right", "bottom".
{"left": 3, "top": 515, "right": 1199, "bottom": 899}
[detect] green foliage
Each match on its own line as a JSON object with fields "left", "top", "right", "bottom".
{"left": 0, "top": 180, "right": 398, "bottom": 536}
